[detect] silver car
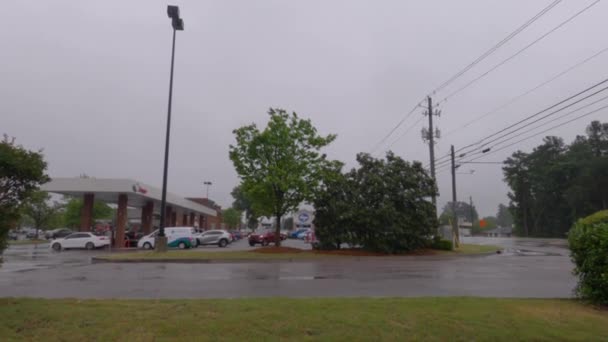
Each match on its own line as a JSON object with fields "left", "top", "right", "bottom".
{"left": 195, "top": 230, "right": 232, "bottom": 248}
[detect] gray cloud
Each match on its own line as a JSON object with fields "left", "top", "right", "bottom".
{"left": 2, "top": 0, "right": 607, "bottom": 216}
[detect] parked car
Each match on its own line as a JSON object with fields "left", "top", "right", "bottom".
{"left": 296, "top": 229, "right": 312, "bottom": 240}
{"left": 49, "top": 232, "right": 110, "bottom": 251}
{"left": 289, "top": 228, "right": 309, "bottom": 239}
{"left": 248, "top": 229, "right": 287, "bottom": 247}
{"left": 194, "top": 230, "right": 232, "bottom": 248}
{"left": 46, "top": 228, "right": 73, "bottom": 240}
{"left": 137, "top": 227, "right": 196, "bottom": 250}
{"left": 8, "top": 231, "right": 18, "bottom": 241}
{"left": 305, "top": 229, "right": 319, "bottom": 249}
{"left": 228, "top": 230, "right": 243, "bottom": 241}
{"left": 124, "top": 230, "right": 144, "bottom": 248}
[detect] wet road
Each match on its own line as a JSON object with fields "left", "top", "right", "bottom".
{"left": 0, "top": 238, "right": 576, "bottom": 299}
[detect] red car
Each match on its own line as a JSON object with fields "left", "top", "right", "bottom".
{"left": 248, "top": 229, "right": 287, "bottom": 246}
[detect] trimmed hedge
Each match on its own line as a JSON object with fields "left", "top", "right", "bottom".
{"left": 432, "top": 238, "right": 453, "bottom": 251}
{"left": 568, "top": 210, "right": 608, "bottom": 306}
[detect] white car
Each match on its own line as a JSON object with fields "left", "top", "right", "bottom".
{"left": 138, "top": 227, "right": 197, "bottom": 250}
{"left": 194, "top": 230, "right": 232, "bottom": 248}
{"left": 50, "top": 232, "right": 110, "bottom": 251}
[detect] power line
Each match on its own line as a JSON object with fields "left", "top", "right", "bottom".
{"left": 431, "top": 0, "right": 562, "bottom": 95}
{"left": 381, "top": 116, "right": 425, "bottom": 154}
{"left": 457, "top": 103, "right": 608, "bottom": 164}
{"left": 436, "top": 0, "right": 601, "bottom": 105}
{"left": 465, "top": 92, "right": 608, "bottom": 159}
{"left": 434, "top": 82, "right": 608, "bottom": 170}
{"left": 451, "top": 76, "right": 608, "bottom": 157}
{"left": 443, "top": 45, "right": 608, "bottom": 138}
{"left": 369, "top": 100, "right": 424, "bottom": 154}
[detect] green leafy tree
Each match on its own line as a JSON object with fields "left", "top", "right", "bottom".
{"left": 314, "top": 152, "right": 438, "bottom": 253}
{"left": 496, "top": 203, "right": 513, "bottom": 228}
{"left": 0, "top": 135, "right": 49, "bottom": 253}
{"left": 440, "top": 201, "right": 478, "bottom": 224}
{"left": 231, "top": 185, "right": 258, "bottom": 229}
{"left": 22, "top": 191, "right": 63, "bottom": 238}
{"left": 63, "top": 198, "right": 113, "bottom": 229}
{"left": 503, "top": 121, "right": 608, "bottom": 237}
{"left": 229, "top": 108, "right": 336, "bottom": 246}
{"left": 222, "top": 208, "right": 241, "bottom": 229}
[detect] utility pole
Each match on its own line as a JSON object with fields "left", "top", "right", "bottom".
{"left": 422, "top": 97, "right": 441, "bottom": 209}
{"left": 450, "top": 145, "right": 460, "bottom": 248}
{"left": 469, "top": 196, "right": 474, "bottom": 225}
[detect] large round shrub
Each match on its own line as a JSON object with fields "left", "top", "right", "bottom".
{"left": 568, "top": 210, "right": 608, "bottom": 305}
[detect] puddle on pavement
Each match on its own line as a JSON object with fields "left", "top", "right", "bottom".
{"left": 502, "top": 249, "right": 561, "bottom": 257}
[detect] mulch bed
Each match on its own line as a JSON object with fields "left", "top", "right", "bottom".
{"left": 250, "top": 247, "right": 305, "bottom": 254}
{"left": 250, "top": 246, "right": 440, "bottom": 256}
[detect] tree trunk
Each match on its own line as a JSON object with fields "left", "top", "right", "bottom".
{"left": 275, "top": 213, "right": 282, "bottom": 246}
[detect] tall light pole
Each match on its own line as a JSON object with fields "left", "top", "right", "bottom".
{"left": 203, "top": 181, "right": 213, "bottom": 199}
{"left": 157, "top": 5, "right": 184, "bottom": 252}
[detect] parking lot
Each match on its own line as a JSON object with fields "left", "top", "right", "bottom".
{"left": 0, "top": 237, "right": 576, "bottom": 299}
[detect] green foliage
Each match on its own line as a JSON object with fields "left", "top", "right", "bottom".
{"left": 440, "top": 201, "right": 478, "bottom": 223}
{"left": 431, "top": 239, "right": 453, "bottom": 251}
{"left": 504, "top": 121, "right": 608, "bottom": 237}
{"left": 22, "top": 191, "right": 64, "bottom": 234}
{"left": 0, "top": 135, "right": 49, "bottom": 253}
{"left": 579, "top": 210, "right": 608, "bottom": 226}
{"left": 229, "top": 108, "right": 337, "bottom": 245}
{"left": 231, "top": 185, "right": 258, "bottom": 229}
{"left": 568, "top": 210, "right": 608, "bottom": 305}
{"left": 63, "top": 198, "right": 112, "bottom": 228}
{"left": 222, "top": 208, "right": 241, "bottom": 229}
{"left": 314, "top": 152, "right": 438, "bottom": 253}
{"left": 496, "top": 203, "right": 513, "bottom": 228}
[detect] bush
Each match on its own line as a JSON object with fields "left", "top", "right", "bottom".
{"left": 568, "top": 210, "right": 608, "bottom": 306}
{"left": 431, "top": 239, "right": 453, "bottom": 251}
{"left": 313, "top": 152, "right": 438, "bottom": 254}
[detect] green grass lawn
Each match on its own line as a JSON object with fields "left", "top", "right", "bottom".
{"left": 99, "top": 244, "right": 500, "bottom": 262}
{"left": 0, "top": 298, "right": 605, "bottom": 341}
{"left": 8, "top": 239, "right": 48, "bottom": 246}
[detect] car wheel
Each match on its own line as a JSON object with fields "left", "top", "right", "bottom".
{"left": 85, "top": 242, "right": 95, "bottom": 250}
{"left": 248, "top": 241, "right": 255, "bottom": 247}
{"left": 178, "top": 242, "right": 186, "bottom": 249}
{"left": 143, "top": 242, "right": 153, "bottom": 250}
{"left": 261, "top": 240, "right": 269, "bottom": 247}
{"left": 52, "top": 243, "right": 62, "bottom": 251}
{"left": 195, "top": 240, "right": 200, "bottom": 247}
{"left": 218, "top": 239, "right": 228, "bottom": 248}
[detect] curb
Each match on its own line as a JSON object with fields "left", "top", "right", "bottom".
{"left": 91, "top": 257, "right": 334, "bottom": 264}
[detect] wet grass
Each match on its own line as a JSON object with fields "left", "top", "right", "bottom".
{"left": 8, "top": 239, "right": 48, "bottom": 246}
{"left": 0, "top": 298, "right": 606, "bottom": 341}
{"left": 99, "top": 244, "right": 500, "bottom": 262}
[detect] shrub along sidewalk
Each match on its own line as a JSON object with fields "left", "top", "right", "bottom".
{"left": 93, "top": 244, "right": 500, "bottom": 263}
{"left": 1, "top": 298, "right": 606, "bottom": 341}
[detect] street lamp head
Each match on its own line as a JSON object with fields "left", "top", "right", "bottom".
{"left": 172, "top": 18, "right": 184, "bottom": 31}
{"left": 167, "top": 5, "right": 184, "bottom": 31}
{"left": 167, "top": 5, "right": 180, "bottom": 19}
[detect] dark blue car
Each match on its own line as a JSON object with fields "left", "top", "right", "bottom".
{"left": 289, "top": 228, "right": 309, "bottom": 239}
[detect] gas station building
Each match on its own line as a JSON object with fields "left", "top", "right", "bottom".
{"left": 42, "top": 178, "right": 218, "bottom": 247}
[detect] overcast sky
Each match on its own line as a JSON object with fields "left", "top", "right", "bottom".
{"left": 2, "top": 0, "right": 607, "bottom": 216}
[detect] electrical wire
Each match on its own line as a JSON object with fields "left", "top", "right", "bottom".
{"left": 457, "top": 103, "right": 608, "bottom": 164}
{"left": 433, "top": 85, "right": 608, "bottom": 170}
{"left": 431, "top": 0, "right": 562, "bottom": 96}
{"left": 436, "top": 0, "right": 601, "bottom": 105}
{"left": 442, "top": 45, "right": 608, "bottom": 138}
{"left": 369, "top": 100, "right": 424, "bottom": 154}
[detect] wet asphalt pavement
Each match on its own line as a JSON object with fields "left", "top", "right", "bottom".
{"left": 0, "top": 237, "right": 576, "bottom": 299}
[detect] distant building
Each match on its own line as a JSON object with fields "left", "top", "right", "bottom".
{"left": 484, "top": 226, "right": 513, "bottom": 237}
